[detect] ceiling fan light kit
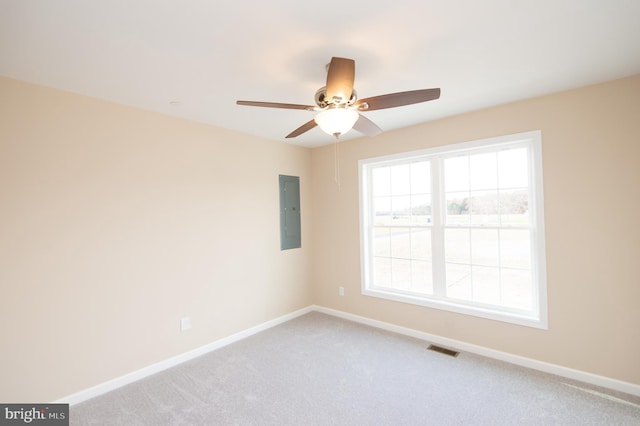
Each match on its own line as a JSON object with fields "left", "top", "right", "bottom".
{"left": 314, "top": 106, "right": 359, "bottom": 136}
{"left": 236, "top": 56, "right": 440, "bottom": 140}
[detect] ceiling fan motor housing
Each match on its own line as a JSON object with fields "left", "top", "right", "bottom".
{"left": 315, "top": 86, "right": 357, "bottom": 109}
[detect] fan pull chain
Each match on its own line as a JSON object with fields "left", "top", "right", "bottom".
{"left": 333, "top": 133, "right": 341, "bottom": 190}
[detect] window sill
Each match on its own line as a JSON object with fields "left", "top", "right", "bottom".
{"left": 362, "top": 286, "right": 548, "bottom": 330}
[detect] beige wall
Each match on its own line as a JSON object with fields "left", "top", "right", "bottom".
{"left": 311, "top": 74, "right": 640, "bottom": 386}
{"left": 0, "top": 77, "right": 313, "bottom": 402}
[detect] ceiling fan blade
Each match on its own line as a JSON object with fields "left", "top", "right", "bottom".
{"left": 325, "top": 57, "right": 355, "bottom": 104}
{"left": 353, "top": 114, "right": 383, "bottom": 137}
{"left": 237, "top": 100, "right": 316, "bottom": 111}
{"left": 286, "top": 119, "right": 318, "bottom": 138}
{"left": 355, "top": 88, "right": 441, "bottom": 111}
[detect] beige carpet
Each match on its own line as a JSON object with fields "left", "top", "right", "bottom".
{"left": 70, "top": 312, "right": 640, "bottom": 425}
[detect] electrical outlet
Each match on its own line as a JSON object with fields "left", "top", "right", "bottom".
{"left": 180, "top": 317, "right": 191, "bottom": 332}
{"left": 339, "top": 286, "right": 345, "bottom": 296}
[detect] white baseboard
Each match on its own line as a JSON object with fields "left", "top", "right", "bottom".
{"left": 57, "top": 306, "right": 314, "bottom": 405}
{"left": 57, "top": 303, "right": 639, "bottom": 405}
{"left": 312, "top": 305, "right": 640, "bottom": 398}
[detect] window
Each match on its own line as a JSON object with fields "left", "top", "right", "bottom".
{"left": 359, "top": 131, "right": 547, "bottom": 328}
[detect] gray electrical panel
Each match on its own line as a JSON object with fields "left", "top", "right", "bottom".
{"left": 279, "top": 175, "right": 301, "bottom": 250}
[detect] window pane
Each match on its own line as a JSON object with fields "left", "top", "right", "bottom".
{"left": 445, "top": 229, "right": 470, "bottom": 264}
{"left": 500, "top": 268, "right": 532, "bottom": 310}
{"left": 411, "top": 260, "right": 433, "bottom": 294}
{"left": 446, "top": 263, "right": 471, "bottom": 300}
{"left": 390, "top": 227, "right": 411, "bottom": 258}
{"left": 411, "top": 229, "right": 431, "bottom": 260}
{"left": 373, "top": 257, "right": 391, "bottom": 288}
{"left": 411, "top": 161, "right": 431, "bottom": 194}
{"left": 471, "top": 229, "right": 499, "bottom": 267}
{"left": 391, "top": 258, "right": 411, "bottom": 290}
{"left": 500, "top": 229, "right": 531, "bottom": 269}
{"left": 372, "top": 167, "right": 390, "bottom": 196}
{"left": 374, "top": 196, "right": 392, "bottom": 226}
{"left": 373, "top": 227, "right": 391, "bottom": 257}
{"left": 470, "top": 152, "right": 497, "bottom": 190}
{"left": 446, "top": 191, "right": 470, "bottom": 224}
{"left": 444, "top": 156, "right": 469, "bottom": 192}
{"left": 411, "top": 194, "right": 432, "bottom": 225}
{"left": 472, "top": 266, "right": 501, "bottom": 305}
{"left": 499, "top": 190, "right": 529, "bottom": 225}
{"left": 391, "top": 195, "right": 411, "bottom": 224}
{"left": 498, "top": 148, "right": 528, "bottom": 189}
{"left": 470, "top": 190, "right": 499, "bottom": 225}
{"left": 391, "top": 164, "right": 411, "bottom": 195}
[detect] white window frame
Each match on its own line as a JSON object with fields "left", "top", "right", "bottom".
{"left": 359, "top": 131, "right": 547, "bottom": 329}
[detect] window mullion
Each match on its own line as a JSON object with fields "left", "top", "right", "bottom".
{"left": 431, "top": 158, "right": 446, "bottom": 297}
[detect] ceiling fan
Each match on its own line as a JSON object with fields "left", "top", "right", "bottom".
{"left": 236, "top": 57, "right": 441, "bottom": 139}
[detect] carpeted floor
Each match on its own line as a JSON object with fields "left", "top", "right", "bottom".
{"left": 70, "top": 312, "right": 640, "bottom": 425}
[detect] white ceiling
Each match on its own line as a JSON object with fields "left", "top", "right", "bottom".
{"left": 2, "top": 1, "right": 640, "bottom": 148}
